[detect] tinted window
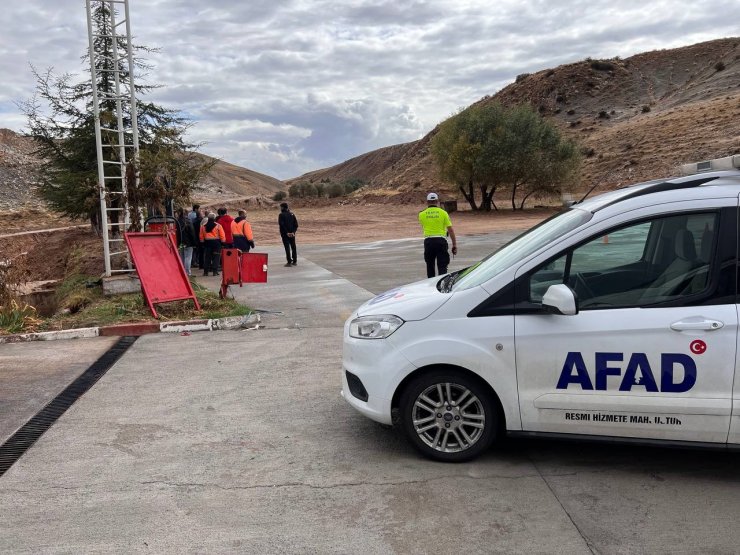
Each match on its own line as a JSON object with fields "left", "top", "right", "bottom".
{"left": 528, "top": 212, "right": 717, "bottom": 309}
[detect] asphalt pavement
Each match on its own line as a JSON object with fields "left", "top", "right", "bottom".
{"left": 1, "top": 232, "right": 739, "bottom": 554}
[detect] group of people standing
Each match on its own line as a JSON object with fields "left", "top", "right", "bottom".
{"left": 173, "top": 193, "right": 454, "bottom": 280}
{"left": 174, "top": 202, "right": 301, "bottom": 277}
{"left": 175, "top": 205, "right": 255, "bottom": 276}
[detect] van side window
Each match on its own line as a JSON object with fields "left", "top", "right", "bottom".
{"left": 528, "top": 212, "right": 717, "bottom": 309}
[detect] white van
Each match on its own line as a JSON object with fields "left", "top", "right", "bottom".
{"left": 342, "top": 155, "right": 740, "bottom": 461}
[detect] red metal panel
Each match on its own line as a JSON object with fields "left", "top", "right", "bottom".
{"left": 124, "top": 232, "right": 201, "bottom": 318}
{"left": 240, "top": 252, "right": 268, "bottom": 283}
{"left": 219, "top": 248, "right": 241, "bottom": 298}
{"left": 221, "top": 249, "right": 241, "bottom": 285}
{"left": 146, "top": 222, "right": 174, "bottom": 233}
{"left": 146, "top": 222, "right": 176, "bottom": 245}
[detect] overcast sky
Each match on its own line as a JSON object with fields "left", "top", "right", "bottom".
{"left": 0, "top": 1, "right": 736, "bottom": 180}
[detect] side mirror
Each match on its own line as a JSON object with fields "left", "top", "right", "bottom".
{"left": 542, "top": 284, "right": 578, "bottom": 315}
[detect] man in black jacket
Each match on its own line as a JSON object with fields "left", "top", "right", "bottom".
{"left": 278, "top": 202, "right": 299, "bottom": 266}
{"left": 175, "top": 208, "right": 198, "bottom": 276}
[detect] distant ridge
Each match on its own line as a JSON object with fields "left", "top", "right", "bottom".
{"left": 191, "top": 153, "right": 286, "bottom": 202}
{"left": 288, "top": 37, "right": 740, "bottom": 201}
{"left": 0, "top": 128, "right": 286, "bottom": 208}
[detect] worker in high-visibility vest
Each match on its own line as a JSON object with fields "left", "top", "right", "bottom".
{"left": 418, "top": 192, "right": 457, "bottom": 278}
{"left": 199, "top": 212, "right": 226, "bottom": 276}
{"left": 231, "top": 210, "right": 255, "bottom": 252}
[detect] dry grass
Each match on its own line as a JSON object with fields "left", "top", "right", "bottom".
{"left": 0, "top": 257, "right": 252, "bottom": 335}
{"left": 30, "top": 277, "right": 251, "bottom": 333}
{"left": 0, "top": 249, "right": 40, "bottom": 333}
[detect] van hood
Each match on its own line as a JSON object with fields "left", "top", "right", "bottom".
{"left": 357, "top": 278, "right": 451, "bottom": 321}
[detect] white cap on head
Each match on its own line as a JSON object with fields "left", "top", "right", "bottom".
{"left": 427, "top": 192, "right": 439, "bottom": 201}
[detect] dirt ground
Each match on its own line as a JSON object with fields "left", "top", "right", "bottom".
{"left": 240, "top": 203, "right": 555, "bottom": 246}
{"left": 0, "top": 203, "right": 553, "bottom": 282}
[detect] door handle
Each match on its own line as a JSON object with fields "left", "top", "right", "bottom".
{"left": 670, "top": 319, "right": 724, "bottom": 331}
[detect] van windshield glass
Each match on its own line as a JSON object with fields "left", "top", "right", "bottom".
{"left": 448, "top": 208, "right": 592, "bottom": 292}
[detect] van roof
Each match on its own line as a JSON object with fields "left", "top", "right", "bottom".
{"left": 575, "top": 170, "right": 740, "bottom": 213}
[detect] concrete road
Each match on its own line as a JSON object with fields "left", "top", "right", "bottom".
{"left": 1, "top": 232, "right": 739, "bottom": 554}
{"left": 0, "top": 336, "right": 120, "bottom": 444}
{"left": 300, "top": 231, "right": 517, "bottom": 295}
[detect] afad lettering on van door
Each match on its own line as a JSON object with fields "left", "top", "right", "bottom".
{"left": 555, "top": 352, "right": 697, "bottom": 393}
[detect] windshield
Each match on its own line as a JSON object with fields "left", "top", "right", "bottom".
{"left": 447, "top": 208, "right": 592, "bottom": 292}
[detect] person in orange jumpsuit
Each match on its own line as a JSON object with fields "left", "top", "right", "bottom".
{"left": 199, "top": 212, "right": 226, "bottom": 276}
{"left": 231, "top": 209, "right": 255, "bottom": 252}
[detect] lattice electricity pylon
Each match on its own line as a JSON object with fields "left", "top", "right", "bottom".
{"left": 85, "top": 0, "right": 141, "bottom": 276}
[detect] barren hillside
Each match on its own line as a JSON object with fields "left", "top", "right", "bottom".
{"left": 0, "top": 128, "right": 42, "bottom": 210}
{"left": 288, "top": 37, "right": 740, "bottom": 201}
{"left": 191, "top": 153, "right": 286, "bottom": 203}
{"left": 0, "top": 129, "right": 286, "bottom": 211}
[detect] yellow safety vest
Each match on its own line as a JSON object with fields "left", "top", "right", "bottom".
{"left": 419, "top": 206, "right": 451, "bottom": 237}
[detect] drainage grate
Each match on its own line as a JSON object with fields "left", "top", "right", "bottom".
{"left": 0, "top": 336, "right": 137, "bottom": 477}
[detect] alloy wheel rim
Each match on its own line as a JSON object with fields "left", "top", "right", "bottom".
{"left": 411, "top": 382, "right": 485, "bottom": 453}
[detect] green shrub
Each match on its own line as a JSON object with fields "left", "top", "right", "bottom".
{"left": 326, "top": 183, "right": 345, "bottom": 198}
{"left": 341, "top": 178, "right": 365, "bottom": 193}
{"left": 272, "top": 191, "right": 287, "bottom": 201}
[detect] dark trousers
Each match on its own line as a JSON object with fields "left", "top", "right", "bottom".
{"left": 203, "top": 239, "right": 222, "bottom": 274}
{"left": 282, "top": 234, "right": 297, "bottom": 263}
{"left": 424, "top": 237, "right": 450, "bottom": 278}
{"left": 197, "top": 244, "right": 205, "bottom": 269}
{"left": 234, "top": 236, "right": 251, "bottom": 252}
{"left": 192, "top": 244, "right": 202, "bottom": 268}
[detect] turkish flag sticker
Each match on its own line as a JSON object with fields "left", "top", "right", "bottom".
{"left": 690, "top": 340, "right": 707, "bottom": 355}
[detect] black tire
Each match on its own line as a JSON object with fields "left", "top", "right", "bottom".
{"left": 399, "top": 369, "right": 498, "bottom": 462}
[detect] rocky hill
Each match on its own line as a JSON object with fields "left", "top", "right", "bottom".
{"left": 0, "top": 128, "right": 41, "bottom": 210}
{"left": 190, "top": 153, "right": 285, "bottom": 203}
{"left": 0, "top": 129, "right": 286, "bottom": 211}
{"left": 288, "top": 37, "right": 740, "bottom": 202}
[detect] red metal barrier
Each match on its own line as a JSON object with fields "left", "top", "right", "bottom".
{"left": 147, "top": 222, "right": 173, "bottom": 233}
{"left": 146, "top": 221, "right": 177, "bottom": 245}
{"left": 241, "top": 253, "right": 268, "bottom": 283}
{"left": 219, "top": 248, "right": 241, "bottom": 298}
{"left": 219, "top": 250, "right": 269, "bottom": 298}
{"left": 124, "top": 232, "right": 201, "bottom": 318}
{"left": 221, "top": 249, "right": 241, "bottom": 285}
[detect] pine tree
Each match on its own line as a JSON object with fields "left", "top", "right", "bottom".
{"left": 19, "top": 3, "right": 212, "bottom": 230}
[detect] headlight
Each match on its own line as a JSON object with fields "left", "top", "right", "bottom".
{"left": 349, "top": 315, "right": 404, "bottom": 339}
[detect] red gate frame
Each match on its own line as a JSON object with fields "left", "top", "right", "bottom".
{"left": 124, "top": 232, "right": 201, "bottom": 318}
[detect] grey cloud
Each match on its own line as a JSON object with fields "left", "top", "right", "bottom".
{"left": 151, "top": 84, "right": 219, "bottom": 104}
{"left": 190, "top": 94, "right": 422, "bottom": 178}
{"left": 0, "top": 0, "right": 736, "bottom": 179}
{"left": 335, "top": 0, "right": 447, "bottom": 27}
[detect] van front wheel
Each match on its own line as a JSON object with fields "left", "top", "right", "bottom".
{"left": 399, "top": 370, "right": 497, "bottom": 462}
